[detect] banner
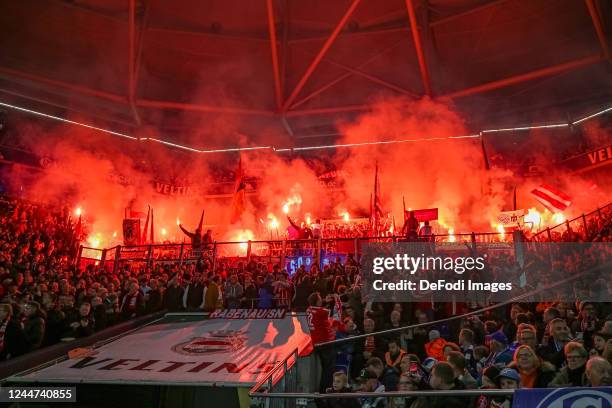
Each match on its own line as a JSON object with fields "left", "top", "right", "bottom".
{"left": 497, "top": 209, "right": 526, "bottom": 226}
{"left": 122, "top": 219, "right": 141, "bottom": 245}
{"left": 513, "top": 387, "right": 612, "bottom": 408}
{"left": 561, "top": 144, "right": 612, "bottom": 173}
{"left": 18, "top": 313, "right": 312, "bottom": 386}
{"left": 154, "top": 182, "right": 194, "bottom": 196}
{"left": 209, "top": 309, "right": 286, "bottom": 319}
{"left": 410, "top": 208, "right": 439, "bottom": 222}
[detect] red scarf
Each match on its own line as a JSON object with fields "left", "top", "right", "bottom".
{"left": 365, "top": 336, "right": 375, "bottom": 352}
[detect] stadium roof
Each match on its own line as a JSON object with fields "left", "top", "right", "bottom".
{"left": 0, "top": 0, "right": 611, "bottom": 149}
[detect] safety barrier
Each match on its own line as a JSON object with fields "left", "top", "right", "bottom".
{"left": 531, "top": 203, "right": 611, "bottom": 241}
{"left": 250, "top": 348, "right": 300, "bottom": 408}
{"left": 77, "top": 202, "right": 610, "bottom": 272}
{"left": 77, "top": 231, "right": 512, "bottom": 273}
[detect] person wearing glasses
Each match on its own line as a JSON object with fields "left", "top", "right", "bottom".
{"left": 512, "top": 345, "right": 556, "bottom": 388}
{"left": 549, "top": 342, "right": 589, "bottom": 387}
{"left": 390, "top": 373, "right": 422, "bottom": 408}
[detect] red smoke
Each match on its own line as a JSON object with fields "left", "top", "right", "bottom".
{"left": 4, "top": 97, "right": 610, "bottom": 246}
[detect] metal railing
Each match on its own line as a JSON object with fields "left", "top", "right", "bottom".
{"left": 531, "top": 203, "right": 611, "bottom": 241}
{"left": 250, "top": 388, "right": 516, "bottom": 399}
{"left": 77, "top": 231, "right": 516, "bottom": 272}
{"left": 250, "top": 348, "right": 300, "bottom": 408}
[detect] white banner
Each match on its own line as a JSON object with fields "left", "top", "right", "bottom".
{"left": 19, "top": 314, "right": 312, "bottom": 386}
{"left": 497, "top": 209, "right": 526, "bottom": 226}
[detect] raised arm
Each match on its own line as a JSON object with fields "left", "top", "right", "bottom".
{"left": 179, "top": 224, "right": 195, "bottom": 239}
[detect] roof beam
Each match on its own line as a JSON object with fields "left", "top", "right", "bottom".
{"left": 136, "top": 99, "right": 275, "bottom": 116}
{"left": 282, "top": 0, "right": 362, "bottom": 112}
{"left": 266, "top": 0, "right": 283, "bottom": 111}
{"left": 290, "top": 40, "right": 405, "bottom": 110}
{"left": 288, "top": 26, "right": 408, "bottom": 44}
{"left": 291, "top": 45, "right": 419, "bottom": 108}
{"left": 146, "top": 27, "right": 270, "bottom": 43}
{"left": 285, "top": 104, "right": 369, "bottom": 117}
{"left": 0, "top": 67, "right": 276, "bottom": 117}
{"left": 0, "top": 88, "right": 136, "bottom": 127}
{"left": 0, "top": 67, "right": 127, "bottom": 104}
{"left": 405, "top": 0, "right": 432, "bottom": 96}
{"left": 287, "top": 55, "right": 605, "bottom": 116}
{"left": 585, "top": 0, "right": 610, "bottom": 60}
{"left": 128, "top": 0, "right": 140, "bottom": 125}
{"left": 429, "top": 0, "right": 511, "bottom": 28}
{"left": 441, "top": 55, "right": 603, "bottom": 99}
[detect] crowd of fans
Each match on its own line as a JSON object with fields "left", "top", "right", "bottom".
{"left": 0, "top": 195, "right": 611, "bottom": 408}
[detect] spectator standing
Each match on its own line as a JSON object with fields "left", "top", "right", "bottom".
{"left": 22, "top": 300, "right": 46, "bottom": 351}
{"left": 164, "top": 275, "right": 184, "bottom": 312}
{"left": 0, "top": 303, "right": 28, "bottom": 360}
{"left": 223, "top": 274, "right": 243, "bottom": 309}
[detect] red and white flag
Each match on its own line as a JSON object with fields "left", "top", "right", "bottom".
{"left": 530, "top": 184, "right": 571, "bottom": 212}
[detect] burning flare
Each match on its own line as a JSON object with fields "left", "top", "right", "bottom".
{"left": 232, "top": 230, "right": 254, "bottom": 252}
{"left": 87, "top": 233, "right": 101, "bottom": 248}
{"left": 496, "top": 224, "right": 506, "bottom": 240}
{"left": 524, "top": 208, "right": 542, "bottom": 230}
{"left": 282, "top": 193, "right": 302, "bottom": 214}
{"left": 75, "top": 207, "right": 82, "bottom": 216}
{"left": 338, "top": 210, "right": 350, "bottom": 222}
{"left": 552, "top": 212, "right": 565, "bottom": 224}
{"left": 267, "top": 213, "right": 279, "bottom": 229}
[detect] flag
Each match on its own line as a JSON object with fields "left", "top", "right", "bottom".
{"left": 141, "top": 206, "right": 150, "bottom": 244}
{"left": 481, "top": 136, "right": 490, "bottom": 170}
{"left": 369, "top": 192, "right": 373, "bottom": 230}
{"left": 373, "top": 163, "right": 383, "bottom": 232}
{"left": 513, "top": 187, "right": 517, "bottom": 211}
{"left": 530, "top": 184, "right": 571, "bottom": 212}
{"left": 197, "top": 210, "right": 204, "bottom": 230}
{"left": 74, "top": 214, "right": 82, "bottom": 246}
{"left": 150, "top": 208, "right": 154, "bottom": 244}
{"left": 230, "top": 156, "right": 247, "bottom": 224}
{"left": 129, "top": 209, "right": 146, "bottom": 219}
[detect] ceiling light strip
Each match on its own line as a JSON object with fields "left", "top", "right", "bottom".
{"left": 0, "top": 101, "right": 138, "bottom": 140}
{"left": 482, "top": 123, "right": 568, "bottom": 133}
{"left": 572, "top": 106, "right": 612, "bottom": 125}
{"left": 1, "top": 100, "right": 610, "bottom": 154}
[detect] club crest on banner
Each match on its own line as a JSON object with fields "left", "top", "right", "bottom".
{"left": 536, "top": 389, "right": 612, "bottom": 408}
{"left": 514, "top": 387, "right": 612, "bottom": 408}
{"left": 172, "top": 330, "right": 247, "bottom": 356}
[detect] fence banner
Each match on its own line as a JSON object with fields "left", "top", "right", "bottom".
{"left": 497, "top": 209, "right": 526, "bottom": 226}
{"left": 513, "top": 387, "right": 612, "bottom": 408}
{"left": 122, "top": 219, "right": 141, "bottom": 245}
{"left": 409, "top": 208, "right": 438, "bottom": 221}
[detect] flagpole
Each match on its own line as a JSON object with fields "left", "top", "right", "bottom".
{"left": 142, "top": 205, "right": 150, "bottom": 244}
{"left": 150, "top": 208, "right": 154, "bottom": 244}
